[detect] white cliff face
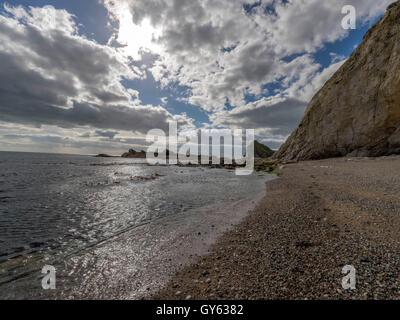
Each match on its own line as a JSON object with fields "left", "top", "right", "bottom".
{"left": 275, "top": 1, "right": 400, "bottom": 161}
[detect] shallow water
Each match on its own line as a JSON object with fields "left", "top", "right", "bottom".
{"left": 0, "top": 151, "right": 271, "bottom": 298}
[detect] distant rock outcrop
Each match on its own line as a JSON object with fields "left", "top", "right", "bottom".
{"left": 121, "top": 149, "right": 147, "bottom": 158}
{"left": 275, "top": 2, "right": 400, "bottom": 161}
{"left": 94, "top": 154, "right": 114, "bottom": 158}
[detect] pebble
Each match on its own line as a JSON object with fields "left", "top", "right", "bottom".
{"left": 202, "top": 270, "right": 209, "bottom": 276}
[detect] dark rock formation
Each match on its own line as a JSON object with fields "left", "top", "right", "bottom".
{"left": 121, "top": 149, "right": 147, "bottom": 158}
{"left": 94, "top": 154, "right": 114, "bottom": 158}
{"left": 275, "top": 2, "right": 400, "bottom": 161}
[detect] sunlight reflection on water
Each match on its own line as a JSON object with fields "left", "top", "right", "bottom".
{"left": 0, "top": 151, "right": 269, "bottom": 293}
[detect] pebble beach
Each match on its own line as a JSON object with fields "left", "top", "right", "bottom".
{"left": 154, "top": 156, "right": 400, "bottom": 300}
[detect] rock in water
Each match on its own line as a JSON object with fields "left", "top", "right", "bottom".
{"left": 275, "top": 2, "right": 400, "bottom": 161}
{"left": 121, "top": 149, "right": 147, "bottom": 158}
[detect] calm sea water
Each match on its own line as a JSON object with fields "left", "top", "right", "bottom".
{"left": 0, "top": 151, "right": 268, "bottom": 291}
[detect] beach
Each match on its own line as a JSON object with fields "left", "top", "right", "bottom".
{"left": 154, "top": 156, "right": 400, "bottom": 300}
{"left": 1, "top": 153, "right": 399, "bottom": 300}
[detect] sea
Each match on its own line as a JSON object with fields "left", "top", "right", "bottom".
{"left": 0, "top": 151, "right": 273, "bottom": 299}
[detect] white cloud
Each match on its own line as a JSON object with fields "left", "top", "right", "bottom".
{"left": 0, "top": 4, "right": 194, "bottom": 139}
{"left": 103, "top": 0, "right": 394, "bottom": 144}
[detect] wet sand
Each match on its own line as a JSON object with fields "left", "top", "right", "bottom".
{"left": 154, "top": 156, "right": 400, "bottom": 300}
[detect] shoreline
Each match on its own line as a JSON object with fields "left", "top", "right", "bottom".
{"left": 55, "top": 183, "right": 270, "bottom": 300}
{"left": 153, "top": 155, "right": 400, "bottom": 300}
{"left": 0, "top": 169, "right": 271, "bottom": 300}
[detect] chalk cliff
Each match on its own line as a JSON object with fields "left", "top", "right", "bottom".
{"left": 275, "top": 2, "right": 400, "bottom": 161}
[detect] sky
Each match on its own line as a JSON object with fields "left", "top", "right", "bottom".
{"left": 0, "top": 0, "right": 396, "bottom": 155}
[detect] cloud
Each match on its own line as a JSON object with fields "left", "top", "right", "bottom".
{"left": 285, "top": 59, "right": 346, "bottom": 103}
{"left": 0, "top": 122, "right": 151, "bottom": 154}
{"left": 103, "top": 0, "right": 394, "bottom": 144}
{"left": 211, "top": 96, "right": 307, "bottom": 136}
{"left": 94, "top": 130, "right": 119, "bottom": 139}
{"left": 104, "top": 0, "right": 394, "bottom": 108}
{"left": 0, "top": 4, "right": 193, "bottom": 135}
